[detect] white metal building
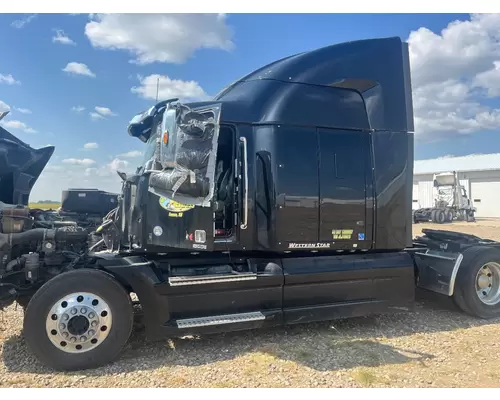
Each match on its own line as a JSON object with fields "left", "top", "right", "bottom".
{"left": 413, "top": 153, "right": 500, "bottom": 218}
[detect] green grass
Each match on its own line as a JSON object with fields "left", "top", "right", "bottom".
{"left": 29, "top": 202, "right": 60, "bottom": 210}
{"left": 352, "top": 369, "right": 377, "bottom": 386}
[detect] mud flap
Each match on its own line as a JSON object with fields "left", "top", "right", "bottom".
{"left": 413, "top": 249, "right": 463, "bottom": 296}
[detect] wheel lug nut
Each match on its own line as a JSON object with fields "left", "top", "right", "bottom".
{"left": 59, "top": 323, "right": 66, "bottom": 330}
{"left": 71, "top": 308, "right": 77, "bottom": 315}
{"left": 80, "top": 308, "right": 87, "bottom": 314}
{"left": 70, "top": 337, "right": 77, "bottom": 343}
{"left": 62, "top": 332, "right": 69, "bottom": 338}
{"left": 91, "top": 321, "right": 98, "bottom": 327}
{"left": 88, "top": 329, "right": 95, "bottom": 336}
{"left": 63, "top": 314, "right": 69, "bottom": 321}
{"left": 88, "top": 312, "right": 95, "bottom": 319}
{"left": 80, "top": 336, "right": 87, "bottom": 342}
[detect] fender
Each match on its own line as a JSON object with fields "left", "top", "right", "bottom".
{"left": 413, "top": 249, "right": 463, "bottom": 296}
{"left": 93, "top": 254, "right": 169, "bottom": 341}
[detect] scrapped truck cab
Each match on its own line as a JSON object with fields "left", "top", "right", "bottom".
{"left": 119, "top": 36, "right": 414, "bottom": 255}
{"left": 2, "top": 36, "right": 500, "bottom": 372}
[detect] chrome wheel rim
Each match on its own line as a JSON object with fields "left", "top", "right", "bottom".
{"left": 45, "top": 292, "right": 112, "bottom": 353}
{"left": 475, "top": 262, "right": 500, "bottom": 306}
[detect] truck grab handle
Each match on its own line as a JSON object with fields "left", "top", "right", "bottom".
{"left": 240, "top": 136, "right": 248, "bottom": 230}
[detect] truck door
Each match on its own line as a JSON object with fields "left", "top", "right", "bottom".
{"left": 318, "top": 129, "right": 372, "bottom": 250}
{"left": 146, "top": 103, "right": 223, "bottom": 252}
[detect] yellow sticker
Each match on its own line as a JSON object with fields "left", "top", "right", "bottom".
{"left": 332, "top": 229, "right": 353, "bottom": 240}
{"left": 159, "top": 196, "right": 195, "bottom": 213}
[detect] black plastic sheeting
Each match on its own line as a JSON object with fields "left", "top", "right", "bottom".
{"left": 147, "top": 102, "right": 221, "bottom": 207}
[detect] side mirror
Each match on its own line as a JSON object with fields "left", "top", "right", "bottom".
{"left": 116, "top": 171, "right": 127, "bottom": 181}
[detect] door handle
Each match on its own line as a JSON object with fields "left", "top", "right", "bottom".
{"left": 240, "top": 136, "right": 248, "bottom": 230}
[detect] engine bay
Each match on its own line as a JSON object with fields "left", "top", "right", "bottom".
{"left": 0, "top": 201, "right": 93, "bottom": 308}
{"left": 0, "top": 112, "right": 119, "bottom": 309}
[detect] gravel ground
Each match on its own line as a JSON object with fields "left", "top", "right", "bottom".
{"left": 1, "top": 219, "right": 500, "bottom": 388}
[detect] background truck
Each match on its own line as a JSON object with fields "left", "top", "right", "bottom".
{"left": 1, "top": 36, "right": 500, "bottom": 372}
{"left": 413, "top": 171, "right": 476, "bottom": 224}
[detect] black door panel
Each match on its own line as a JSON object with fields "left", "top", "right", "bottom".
{"left": 318, "top": 129, "right": 370, "bottom": 250}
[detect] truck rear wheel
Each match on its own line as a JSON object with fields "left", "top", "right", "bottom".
{"left": 23, "top": 269, "right": 134, "bottom": 371}
{"left": 453, "top": 247, "right": 500, "bottom": 319}
{"left": 434, "top": 209, "right": 446, "bottom": 224}
{"left": 430, "top": 209, "right": 437, "bottom": 222}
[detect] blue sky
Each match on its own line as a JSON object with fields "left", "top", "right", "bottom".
{"left": 1, "top": 13, "right": 500, "bottom": 200}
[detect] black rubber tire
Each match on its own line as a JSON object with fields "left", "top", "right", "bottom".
{"left": 445, "top": 210, "right": 453, "bottom": 223}
{"left": 430, "top": 209, "right": 437, "bottom": 223}
{"left": 435, "top": 209, "right": 446, "bottom": 224}
{"left": 453, "top": 246, "right": 500, "bottom": 319}
{"left": 23, "top": 269, "right": 133, "bottom": 371}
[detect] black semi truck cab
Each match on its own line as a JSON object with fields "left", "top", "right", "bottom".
{"left": 123, "top": 36, "right": 414, "bottom": 255}
{"left": 1, "top": 36, "right": 500, "bottom": 371}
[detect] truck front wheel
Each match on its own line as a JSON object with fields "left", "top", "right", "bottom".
{"left": 453, "top": 247, "right": 500, "bottom": 319}
{"left": 23, "top": 269, "right": 134, "bottom": 371}
{"left": 445, "top": 210, "right": 453, "bottom": 223}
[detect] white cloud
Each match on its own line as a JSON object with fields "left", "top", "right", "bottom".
{"left": 30, "top": 152, "right": 139, "bottom": 201}
{"left": 131, "top": 74, "right": 208, "bottom": 102}
{"left": 71, "top": 105, "right": 86, "bottom": 113}
{"left": 119, "top": 150, "right": 143, "bottom": 158}
{"left": 89, "top": 112, "right": 104, "bottom": 120}
{"left": 52, "top": 29, "right": 76, "bottom": 45}
{"left": 84, "top": 13, "right": 234, "bottom": 65}
{"left": 84, "top": 167, "right": 98, "bottom": 177}
{"left": 83, "top": 142, "right": 99, "bottom": 149}
{"left": 0, "top": 73, "right": 21, "bottom": 85}
{"left": 29, "top": 163, "right": 114, "bottom": 201}
{"left": 108, "top": 158, "right": 129, "bottom": 172}
{"left": 11, "top": 14, "right": 37, "bottom": 29}
{"left": 94, "top": 106, "right": 117, "bottom": 117}
{"left": 62, "top": 62, "right": 96, "bottom": 78}
{"left": 45, "top": 165, "right": 64, "bottom": 172}
{"left": 62, "top": 158, "right": 96, "bottom": 166}
{"left": 0, "top": 119, "right": 36, "bottom": 133}
{"left": 408, "top": 13, "right": 500, "bottom": 140}
{"left": 0, "top": 101, "right": 10, "bottom": 112}
{"left": 14, "top": 107, "right": 32, "bottom": 114}
{"left": 88, "top": 158, "right": 134, "bottom": 179}
{"left": 473, "top": 61, "right": 500, "bottom": 98}
{"left": 90, "top": 106, "right": 117, "bottom": 120}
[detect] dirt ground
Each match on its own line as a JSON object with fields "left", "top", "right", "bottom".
{"left": 1, "top": 219, "right": 500, "bottom": 388}
{"left": 413, "top": 218, "right": 500, "bottom": 241}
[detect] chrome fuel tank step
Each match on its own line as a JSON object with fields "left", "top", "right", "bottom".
{"left": 176, "top": 311, "right": 265, "bottom": 329}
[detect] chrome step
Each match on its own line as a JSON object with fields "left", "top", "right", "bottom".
{"left": 168, "top": 273, "right": 257, "bottom": 286}
{"left": 176, "top": 311, "right": 265, "bottom": 329}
